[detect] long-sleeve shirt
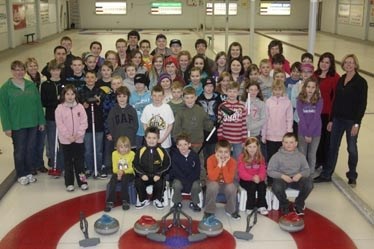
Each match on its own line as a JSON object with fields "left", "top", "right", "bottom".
{"left": 331, "top": 72, "right": 367, "bottom": 124}
{"left": 297, "top": 98, "right": 323, "bottom": 137}
{"left": 314, "top": 72, "right": 340, "bottom": 115}
{"left": 40, "top": 79, "right": 65, "bottom": 121}
{"left": 133, "top": 146, "right": 171, "bottom": 177}
{"left": 246, "top": 97, "right": 266, "bottom": 137}
{"left": 207, "top": 155, "right": 236, "bottom": 184}
{"left": 112, "top": 150, "right": 135, "bottom": 175}
{"left": 217, "top": 101, "right": 247, "bottom": 144}
{"left": 237, "top": 154, "right": 267, "bottom": 182}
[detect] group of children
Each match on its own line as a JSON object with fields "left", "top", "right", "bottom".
{"left": 6, "top": 33, "right": 327, "bottom": 219}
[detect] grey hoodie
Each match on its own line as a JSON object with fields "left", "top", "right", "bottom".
{"left": 267, "top": 147, "right": 310, "bottom": 179}
{"left": 245, "top": 97, "right": 266, "bottom": 137}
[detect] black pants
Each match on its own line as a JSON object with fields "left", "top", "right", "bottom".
{"left": 135, "top": 176, "right": 165, "bottom": 202}
{"left": 266, "top": 140, "right": 282, "bottom": 185}
{"left": 272, "top": 177, "right": 313, "bottom": 210}
{"left": 106, "top": 173, "right": 134, "bottom": 203}
{"left": 61, "top": 143, "right": 85, "bottom": 187}
{"left": 239, "top": 180, "right": 267, "bottom": 209}
{"left": 316, "top": 114, "right": 330, "bottom": 167}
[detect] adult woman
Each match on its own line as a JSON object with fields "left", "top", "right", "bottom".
{"left": 315, "top": 54, "right": 368, "bottom": 187}
{"left": 105, "top": 50, "right": 126, "bottom": 79}
{"left": 227, "top": 42, "right": 243, "bottom": 63}
{"left": 313, "top": 52, "right": 340, "bottom": 169}
{"left": 228, "top": 58, "right": 246, "bottom": 94}
{"left": 267, "top": 40, "right": 291, "bottom": 74}
{"left": 0, "top": 60, "right": 45, "bottom": 185}
{"left": 212, "top": 51, "right": 227, "bottom": 80}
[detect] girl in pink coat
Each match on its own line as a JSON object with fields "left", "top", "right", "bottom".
{"left": 55, "top": 85, "right": 88, "bottom": 192}
{"left": 238, "top": 137, "right": 268, "bottom": 215}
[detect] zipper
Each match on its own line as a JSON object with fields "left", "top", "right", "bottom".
{"left": 70, "top": 107, "right": 74, "bottom": 137}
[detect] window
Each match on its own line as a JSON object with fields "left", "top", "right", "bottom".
{"left": 206, "top": 2, "right": 238, "bottom": 16}
{"left": 151, "top": 2, "right": 182, "bottom": 15}
{"left": 260, "top": 1, "right": 291, "bottom": 16}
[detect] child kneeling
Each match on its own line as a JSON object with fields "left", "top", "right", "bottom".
{"left": 238, "top": 137, "right": 268, "bottom": 215}
{"left": 268, "top": 132, "right": 313, "bottom": 215}
{"left": 170, "top": 133, "right": 202, "bottom": 211}
{"left": 205, "top": 140, "right": 240, "bottom": 220}
{"left": 105, "top": 136, "right": 135, "bottom": 212}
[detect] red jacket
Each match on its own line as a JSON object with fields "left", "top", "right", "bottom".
{"left": 237, "top": 154, "right": 267, "bottom": 182}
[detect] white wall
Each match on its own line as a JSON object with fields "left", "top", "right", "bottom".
{"left": 320, "top": 0, "right": 337, "bottom": 33}
{"left": 79, "top": 0, "right": 310, "bottom": 30}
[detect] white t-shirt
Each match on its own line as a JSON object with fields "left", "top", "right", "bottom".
{"left": 141, "top": 103, "right": 175, "bottom": 148}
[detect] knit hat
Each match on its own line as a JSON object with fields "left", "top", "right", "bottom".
{"left": 202, "top": 77, "right": 216, "bottom": 88}
{"left": 164, "top": 56, "right": 178, "bottom": 67}
{"left": 169, "top": 39, "right": 182, "bottom": 47}
{"left": 158, "top": 73, "right": 172, "bottom": 85}
{"left": 134, "top": 73, "right": 149, "bottom": 88}
{"left": 301, "top": 63, "right": 314, "bottom": 72}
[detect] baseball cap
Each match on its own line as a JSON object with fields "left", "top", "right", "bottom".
{"left": 134, "top": 73, "right": 149, "bottom": 88}
{"left": 202, "top": 77, "right": 216, "bottom": 88}
{"left": 169, "top": 39, "right": 182, "bottom": 47}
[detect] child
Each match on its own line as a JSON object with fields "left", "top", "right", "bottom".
{"left": 261, "top": 80, "right": 293, "bottom": 184}
{"left": 129, "top": 74, "right": 152, "bottom": 149}
{"left": 130, "top": 50, "right": 148, "bottom": 74}
{"left": 301, "top": 52, "right": 314, "bottom": 65}
{"left": 169, "top": 39, "right": 182, "bottom": 61}
{"left": 139, "top": 39, "right": 152, "bottom": 71}
{"left": 267, "top": 133, "right": 313, "bottom": 215}
{"left": 151, "top": 33, "right": 172, "bottom": 57}
{"left": 168, "top": 81, "right": 185, "bottom": 117}
{"left": 205, "top": 140, "right": 240, "bottom": 220}
{"left": 216, "top": 71, "right": 232, "bottom": 102}
{"left": 296, "top": 78, "right": 322, "bottom": 175}
{"left": 105, "top": 50, "right": 126, "bottom": 79}
{"left": 273, "top": 69, "right": 287, "bottom": 83}
{"left": 123, "top": 63, "right": 137, "bottom": 93}
{"left": 285, "top": 62, "right": 301, "bottom": 99}
{"left": 78, "top": 71, "right": 105, "bottom": 177}
{"left": 105, "top": 136, "right": 136, "bottom": 212}
{"left": 90, "top": 41, "right": 105, "bottom": 67}
{"left": 148, "top": 55, "right": 164, "bottom": 90}
{"left": 178, "top": 50, "right": 191, "bottom": 85}
{"left": 241, "top": 81, "right": 266, "bottom": 138}
{"left": 66, "top": 57, "right": 85, "bottom": 92}
{"left": 270, "top": 54, "right": 290, "bottom": 78}
{"left": 173, "top": 86, "right": 214, "bottom": 184}
{"left": 228, "top": 58, "right": 245, "bottom": 94}
{"left": 258, "top": 59, "right": 273, "bottom": 100}
{"left": 107, "top": 86, "right": 138, "bottom": 150}
{"left": 185, "top": 67, "right": 203, "bottom": 96}
{"left": 96, "top": 61, "right": 113, "bottom": 89}
{"left": 212, "top": 51, "right": 227, "bottom": 80}
{"left": 134, "top": 127, "right": 171, "bottom": 209}
{"left": 158, "top": 73, "right": 173, "bottom": 103}
{"left": 217, "top": 81, "right": 247, "bottom": 160}
{"left": 141, "top": 85, "right": 175, "bottom": 151}
{"left": 55, "top": 85, "right": 88, "bottom": 191}
{"left": 115, "top": 38, "right": 127, "bottom": 66}
{"left": 170, "top": 133, "right": 201, "bottom": 211}
{"left": 164, "top": 57, "right": 183, "bottom": 83}
{"left": 196, "top": 77, "right": 222, "bottom": 158}
{"left": 242, "top": 55, "right": 252, "bottom": 75}
{"left": 60, "top": 36, "right": 75, "bottom": 77}
{"left": 83, "top": 53, "right": 99, "bottom": 74}
{"left": 238, "top": 137, "right": 268, "bottom": 215}
{"left": 40, "top": 61, "right": 65, "bottom": 174}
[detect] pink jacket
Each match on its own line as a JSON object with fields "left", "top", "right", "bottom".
{"left": 237, "top": 154, "right": 267, "bottom": 182}
{"left": 261, "top": 96, "right": 293, "bottom": 142}
{"left": 55, "top": 102, "right": 88, "bottom": 145}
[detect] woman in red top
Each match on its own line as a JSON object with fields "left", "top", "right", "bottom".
{"left": 314, "top": 52, "right": 340, "bottom": 169}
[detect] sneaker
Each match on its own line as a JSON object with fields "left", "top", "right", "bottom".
{"left": 104, "top": 202, "right": 113, "bottom": 212}
{"left": 26, "top": 174, "right": 37, "bottom": 183}
{"left": 189, "top": 202, "right": 201, "bottom": 212}
{"left": 85, "top": 170, "right": 92, "bottom": 177}
{"left": 135, "top": 199, "right": 150, "bottom": 209}
{"left": 258, "top": 207, "right": 269, "bottom": 216}
{"left": 294, "top": 206, "right": 305, "bottom": 216}
{"left": 153, "top": 199, "right": 164, "bottom": 210}
{"left": 18, "top": 176, "right": 29, "bottom": 185}
{"left": 80, "top": 184, "right": 89, "bottom": 191}
{"left": 122, "top": 200, "right": 130, "bottom": 210}
{"left": 225, "top": 211, "right": 241, "bottom": 220}
{"left": 66, "top": 185, "right": 75, "bottom": 192}
{"left": 38, "top": 166, "right": 48, "bottom": 173}
{"left": 348, "top": 179, "right": 357, "bottom": 188}
{"left": 98, "top": 166, "right": 108, "bottom": 179}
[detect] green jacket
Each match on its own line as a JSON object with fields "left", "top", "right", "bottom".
{"left": 0, "top": 78, "right": 45, "bottom": 131}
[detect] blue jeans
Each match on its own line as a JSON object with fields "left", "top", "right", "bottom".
{"left": 46, "top": 121, "right": 64, "bottom": 170}
{"left": 231, "top": 143, "right": 243, "bottom": 161}
{"left": 321, "top": 118, "right": 358, "bottom": 180}
{"left": 84, "top": 131, "right": 104, "bottom": 174}
{"left": 33, "top": 128, "right": 46, "bottom": 170}
{"left": 12, "top": 127, "right": 37, "bottom": 178}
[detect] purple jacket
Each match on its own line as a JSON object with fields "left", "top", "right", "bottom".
{"left": 296, "top": 98, "right": 323, "bottom": 137}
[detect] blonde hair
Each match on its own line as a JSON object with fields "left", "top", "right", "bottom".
{"left": 272, "top": 69, "right": 286, "bottom": 80}
{"left": 116, "top": 136, "right": 131, "bottom": 150}
{"left": 171, "top": 81, "right": 183, "bottom": 90}
{"left": 25, "top": 57, "right": 38, "bottom": 67}
{"left": 227, "top": 81, "right": 240, "bottom": 90}
{"left": 259, "top": 58, "right": 270, "bottom": 68}
{"left": 272, "top": 79, "right": 285, "bottom": 93}
{"left": 341, "top": 54, "right": 359, "bottom": 71}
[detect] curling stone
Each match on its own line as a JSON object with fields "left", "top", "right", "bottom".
{"left": 198, "top": 215, "right": 223, "bottom": 237}
{"left": 279, "top": 212, "right": 304, "bottom": 232}
{"left": 94, "top": 214, "right": 120, "bottom": 235}
{"left": 134, "top": 215, "right": 160, "bottom": 236}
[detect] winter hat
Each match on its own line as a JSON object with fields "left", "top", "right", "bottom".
{"left": 158, "top": 73, "right": 172, "bottom": 85}
{"left": 301, "top": 63, "right": 314, "bottom": 72}
{"left": 134, "top": 73, "right": 149, "bottom": 88}
{"left": 202, "top": 77, "right": 216, "bottom": 88}
{"left": 169, "top": 39, "right": 182, "bottom": 47}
